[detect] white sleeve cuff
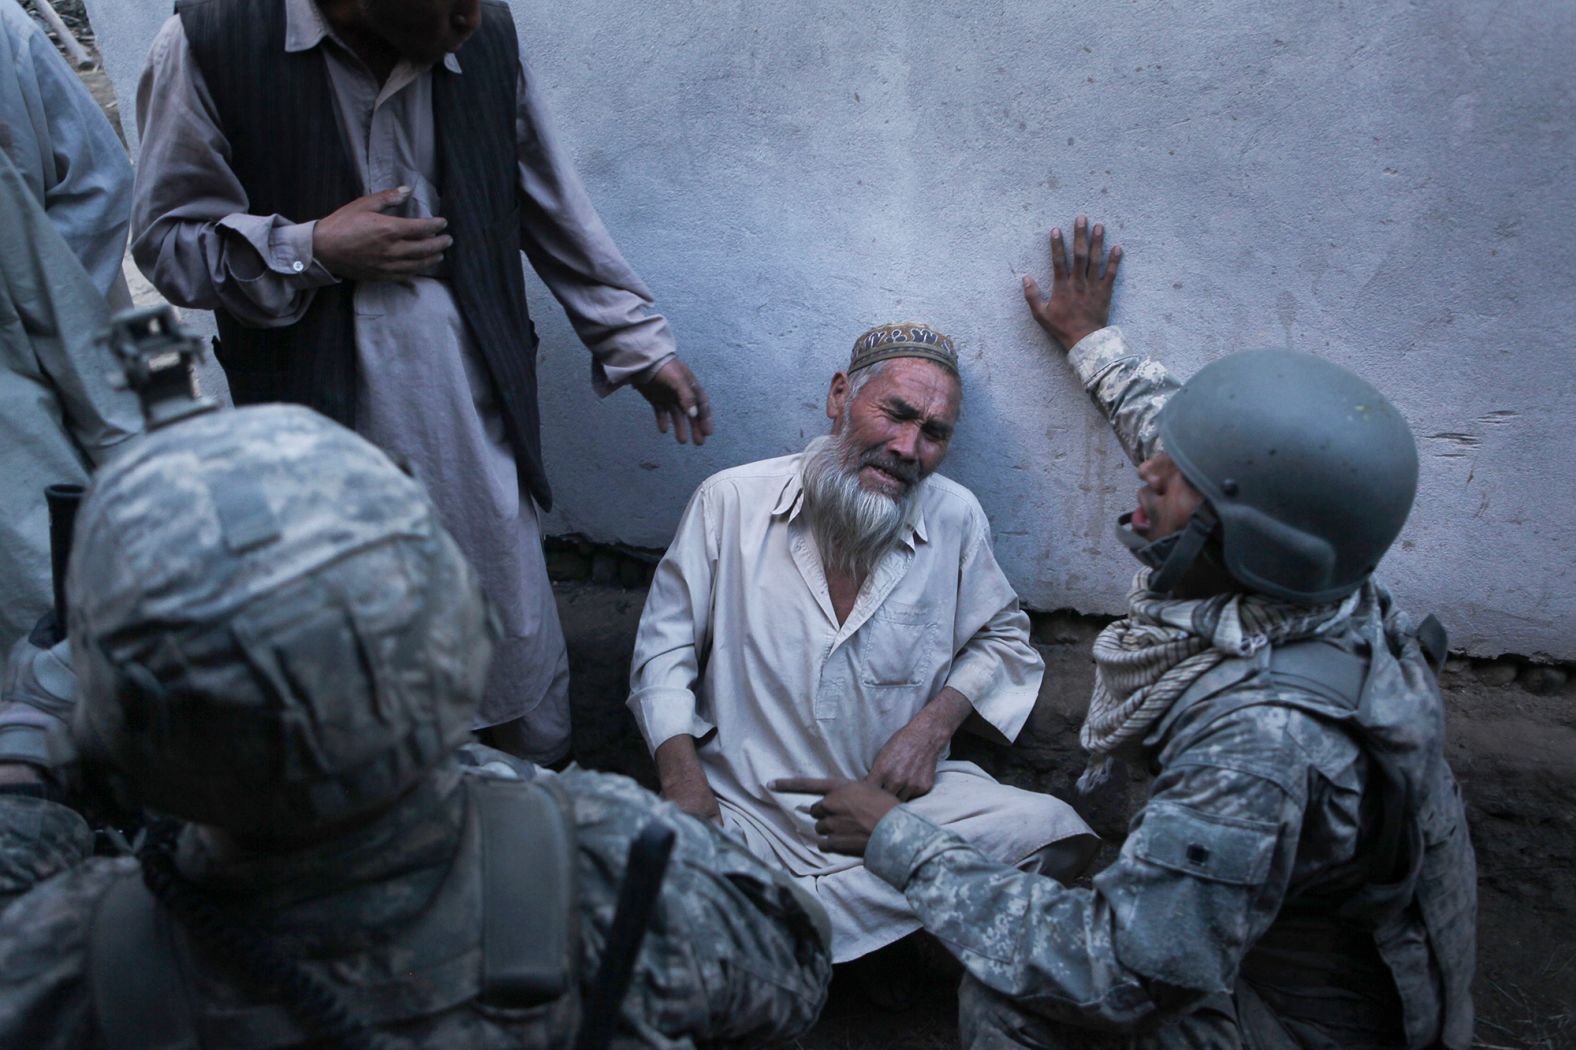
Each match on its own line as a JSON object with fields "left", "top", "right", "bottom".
{"left": 627, "top": 687, "right": 717, "bottom": 753}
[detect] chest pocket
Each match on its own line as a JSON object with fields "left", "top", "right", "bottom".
{"left": 857, "top": 602, "right": 938, "bottom": 688}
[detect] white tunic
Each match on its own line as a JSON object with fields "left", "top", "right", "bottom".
{"left": 629, "top": 453, "right": 1094, "bottom": 961}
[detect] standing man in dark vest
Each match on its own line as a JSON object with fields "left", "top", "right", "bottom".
{"left": 129, "top": 0, "right": 713, "bottom": 764}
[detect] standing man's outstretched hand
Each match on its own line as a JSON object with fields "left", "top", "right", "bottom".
{"left": 1022, "top": 213, "right": 1122, "bottom": 352}
{"left": 635, "top": 356, "right": 715, "bottom": 446}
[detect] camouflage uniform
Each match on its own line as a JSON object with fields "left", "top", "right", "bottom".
{"left": 0, "top": 401, "right": 830, "bottom": 1048}
{"left": 0, "top": 760, "right": 830, "bottom": 1049}
{"left": 862, "top": 328, "right": 1475, "bottom": 1049}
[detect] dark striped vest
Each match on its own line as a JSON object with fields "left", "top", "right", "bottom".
{"left": 175, "top": 0, "right": 552, "bottom": 507}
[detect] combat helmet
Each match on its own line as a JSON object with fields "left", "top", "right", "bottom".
{"left": 1132, "top": 349, "right": 1418, "bottom": 604}
{"left": 67, "top": 313, "right": 493, "bottom": 837}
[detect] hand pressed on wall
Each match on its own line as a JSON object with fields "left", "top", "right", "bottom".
{"left": 1022, "top": 212, "right": 1123, "bottom": 352}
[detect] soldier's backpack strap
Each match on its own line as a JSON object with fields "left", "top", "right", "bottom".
{"left": 1264, "top": 637, "right": 1368, "bottom": 712}
{"left": 89, "top": 867, "right": 199, "bottom": 1050}
{"left": 1264, "top": 631, "right": 1440, "bottom": 929}
{"left": 472, "top": 775, "right": 580, "bottom": 1008}
{"left": 1414, "top": 613, "right": 1449, "bottom": 675}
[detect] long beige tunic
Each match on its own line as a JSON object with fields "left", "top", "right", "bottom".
{"left": 130, "top": 0, "right": 675, "bottom": 760}
{"left": 0, "top": 151, "right": 139, "bottom": 656}
{"left": 629, "top": 453, "right": 1094, "bottom": 961}
{"left": 0, "top": 0, "right": 132, "bottom": 307}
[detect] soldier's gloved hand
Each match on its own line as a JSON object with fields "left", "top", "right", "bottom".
{"left": 769, "top": 777, "right": 900, "bottom": 857}
{"left": 0, "top": 629, "right": 79, "bottom": 794}
{"left": 1022, "top": 213, "right": 1123, "bottom": 352}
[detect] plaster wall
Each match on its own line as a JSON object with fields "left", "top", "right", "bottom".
{"left": 85, "top": 0, "right": 1576, "bottom": 659}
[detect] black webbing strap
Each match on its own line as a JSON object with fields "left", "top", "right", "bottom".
{"left": 574, "top": 820, "right": 677, "bottom": 1050}
{"left": 473, "top": 776, "right": 578, "bottom": 1007}
{"left": 1265, "top": 635, "right": 1427, "bottom": 926}
{"left": 1415, "top": 614, "right": 1449, "bottom": 675}
{"left": 1265, "top": 639, "right": 1368, "bottom": 712}
{"left": 89, "top": 871, "right": 199, "bottom": 1050}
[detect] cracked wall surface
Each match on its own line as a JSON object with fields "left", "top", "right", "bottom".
{"left": 86, "top": 0, "right": 1576, "bottom": 658}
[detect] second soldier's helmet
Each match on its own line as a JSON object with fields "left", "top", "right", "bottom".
{"left": 67, "top": 404, "right": 494, "bottom": 837}
{"left": 1152, "top": 349, "right": 1419, "bottom": 604}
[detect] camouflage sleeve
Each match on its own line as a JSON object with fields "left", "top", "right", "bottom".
{"left": 0, "top": 857, "right": 129, "bottom": 1048}
{"left": 559, "top": 769, "right": 831, "bottom": 1046}
{"left": 865, "top": 714, "right": 1307, "bottom": 1030}
{"left": 1065, "top": 326, "right": 1181, "bottom": 466}
{"left": 0, "top": 794, "right": 93, "bottom": 909}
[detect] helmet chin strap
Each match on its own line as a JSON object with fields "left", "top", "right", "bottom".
{"left": 1116, "top": 503, "right": 1220, "bottom": 596}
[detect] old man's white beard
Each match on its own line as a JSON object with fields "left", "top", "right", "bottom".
{"left": 800, "top": 434, "right": 922, "bottom": 578}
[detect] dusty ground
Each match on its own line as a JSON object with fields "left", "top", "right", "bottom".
{"left": 557, "top": 578, "right": 1576, "bottom": 1050}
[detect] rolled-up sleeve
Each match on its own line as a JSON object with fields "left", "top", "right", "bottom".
{"left": 627, "top": 486, "right": 718, "bottom": 751}
{"left": 514, "top": 58, "right": 676, "bottom": 394}
{"left": 943, "top": 515, "right": 1043, "bottom": 743}
{"left": 129, "top": 17, "right": 337, "bottom": 328}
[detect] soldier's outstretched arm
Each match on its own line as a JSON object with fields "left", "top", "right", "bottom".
{"left": 1022, "top": 215, "right": 1179, "bottom": 466}
{"left": 855, "top": 711, "right": 1309, "bottom": 1032}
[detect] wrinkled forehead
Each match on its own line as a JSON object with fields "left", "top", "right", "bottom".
{"left": 854, "top": 357, "right": 962, "bottom": 421}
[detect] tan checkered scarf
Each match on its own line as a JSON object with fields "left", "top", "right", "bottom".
{"left": 1077, "top": 570, "right": 1362, "bottom": 792}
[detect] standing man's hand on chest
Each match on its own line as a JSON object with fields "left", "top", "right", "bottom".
{"left": 313, "top": 186, "right": 453, "bottom": 282}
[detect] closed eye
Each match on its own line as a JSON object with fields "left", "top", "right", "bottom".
{"left": 881, "top": 396, "right": 953, "bottom": 442}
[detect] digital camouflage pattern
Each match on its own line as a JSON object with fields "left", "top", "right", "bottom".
{"left": 1065, "top": 326, "right": 1175, "bottom": 464}
{"left": 67, "top": 404, "right": 492, "bottom": 837}
{"left": 0, "top": 400, "right": 830, "bottom": 1047}
{"left": 0, "top": 760, "right": 831, "bottom": 1048}
{"left": 0, "top": 793, "right": 91, "bottom": 908}
{"left": 862, "top": 329, "right": 1475, "bottom": 1049}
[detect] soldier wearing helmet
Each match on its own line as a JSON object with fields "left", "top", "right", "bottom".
{"left": 776, "top": 216, "right": 1476, "bottom": 1049}
{"left": 0, "top": 323, "right": 830, "bottom": 1048}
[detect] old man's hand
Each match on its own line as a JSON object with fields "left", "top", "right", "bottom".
{"left": 864, "top": 686, "right": 972, "bottom": 800}
{"left": 866, "top": 719, "right": 948, "bottom": 801}
{"left": 635, "top": 357, "right": 715, "bottom": 446}
{"left": 769, "top": 777, "right": 900, "bottom": 857}
{"left": 1021, "top": 213, "right": 1123, "bottom": 352}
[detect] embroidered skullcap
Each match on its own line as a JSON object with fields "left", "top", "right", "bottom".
{"left": 848, "top": 322, "right": 959, "bottom": 377}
